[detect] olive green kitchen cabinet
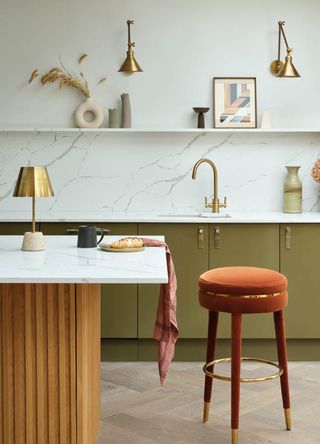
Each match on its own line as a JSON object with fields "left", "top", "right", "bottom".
{"left": 209, "top": 224, "right": 280, "bottom": 338}
{"left": 40, "top": 222, "right": 138, "bottom": 338}
{"left": 280, "top": 224, "right": 320, "bottom": 338}
{"left": 0, "top": 222, "right": 39, "bottom": 234}
{"left": 138, "top": 224, "right": 209, "bottom": 338}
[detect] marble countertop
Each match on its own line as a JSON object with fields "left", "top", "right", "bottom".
{"left": 1, "top": 211, "right": 320, "bottom": 223}
{"left": 0, "top": 235, "right": 167, "bottom": 284}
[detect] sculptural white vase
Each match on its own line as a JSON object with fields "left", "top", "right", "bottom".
{"left": 74, "top": 97, "right": 104, "bottom": 128}
{"left": 261, "top": 110, "right": 272, "bottom": 129}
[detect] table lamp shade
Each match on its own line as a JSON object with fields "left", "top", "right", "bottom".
{"left": 12, "top": 167, "right": 54, "bottom": 251}
{"left": 13, "top": 166, "right": 54, "bottom": 198}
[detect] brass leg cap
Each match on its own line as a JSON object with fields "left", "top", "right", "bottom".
{"left": 203, "top": 401, "right": 210, "bottom": 423}
{"left": 284, "top": 408, "right": 292, "bottom": 430}
{"left": 232, "top": 429, "right": 239, "bottom": 444}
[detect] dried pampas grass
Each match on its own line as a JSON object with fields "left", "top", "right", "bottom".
{"left": 78, "top": 54, "right": 88, "bottom": 64}
{"left": 28, "top": 54, "right": 106, "bottom": 99}
{"left": 311, "top": 159, "right": 320, "bottom": 183}
{"left": 40, "top": 67, "right": 90, "bottom": 98}
{"left": 98, "top": 77, "right": 107, "bottom": 84}
{"left": 28, "top": 69, "right": 39, "bottom": 83}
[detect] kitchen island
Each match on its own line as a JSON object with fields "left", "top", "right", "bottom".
{"left": 0, "top": 235, "right": 167, "bottom": 444}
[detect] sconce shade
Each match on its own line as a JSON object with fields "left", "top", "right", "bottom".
{"left": 119, "top": 49, "right": 143, "bottom": 72}
{"left": 13, "top": 166, "right": 54, "bottom": 198}
{"left": 277, "top": 49, "right": 300, "bottom": 78}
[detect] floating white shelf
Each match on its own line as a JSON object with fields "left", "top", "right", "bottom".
{"left": 0, "top": 128, "right": 320, "bottom": 133}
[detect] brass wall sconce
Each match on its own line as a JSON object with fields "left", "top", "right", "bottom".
{"left": 119, "top": 20, "right": 143, "bottom": 73}
{"left": 270, "top": 21, "right": 300, "bottom": 77}
{"left": 13, "top": 166, "right": 54, "bottom": 251}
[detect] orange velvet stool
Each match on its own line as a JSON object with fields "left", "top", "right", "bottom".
{"left": 199, "top": 267, "right": 291, "bottom": 444}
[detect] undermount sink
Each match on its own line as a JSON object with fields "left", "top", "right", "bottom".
{"left": 158, "top": 212, "right": 231, "bottom": 218}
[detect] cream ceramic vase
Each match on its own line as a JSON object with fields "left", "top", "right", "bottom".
{"left": 283, "top": 166, "right": 302, "bottom": 213}
{"left": 74, "top": 97, "right": 104, "bottom": 128}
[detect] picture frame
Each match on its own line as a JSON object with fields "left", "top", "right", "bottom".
{"left": 213, "top": 77, "right": 257, "bottom": 129}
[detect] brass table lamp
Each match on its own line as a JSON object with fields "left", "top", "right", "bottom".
{"left": 13, "top": 166, "right": 54, "bottom": 251}
{"left": 270, "top": 21, "right": 300, "bottom": 77}
{"left": 119, "top": 20, "right": 143, "bottom": 73}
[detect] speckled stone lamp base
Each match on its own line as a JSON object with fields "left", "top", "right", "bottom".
{"left": 21, "top": 231, "right": 45, "bottom": 251}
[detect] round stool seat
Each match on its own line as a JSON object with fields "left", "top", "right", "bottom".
{"left": 199, "top": 266, "right": 288, "bottom": 314}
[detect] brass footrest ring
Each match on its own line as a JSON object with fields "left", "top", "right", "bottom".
{"left": 203, "top": 357, "right": 283, "bottom": 383}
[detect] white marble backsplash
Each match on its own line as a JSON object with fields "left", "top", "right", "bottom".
{"left": 0, "top": 131, "right": 320, "bottom": 216}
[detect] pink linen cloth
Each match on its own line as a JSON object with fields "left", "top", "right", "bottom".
{"left": 142, "top": 238, "right": 179, "bottom": 385}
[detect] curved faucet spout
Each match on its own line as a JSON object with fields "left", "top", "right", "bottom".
{"left": 192, "top": 158, "right": 227, "bottom": 213}
{"left": 192, "top": 158, "right": 218, "bottom": 195}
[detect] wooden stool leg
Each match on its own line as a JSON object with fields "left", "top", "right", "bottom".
{"left": 231, "top": 313, "right": 242, "bottom": 444}
{"left": 274, "top": 310, "right": 291, "bottom": 430}
{"left": 203, "top": 310, "right": 219, "bottom": 423}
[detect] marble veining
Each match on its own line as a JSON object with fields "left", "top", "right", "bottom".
{"left": 0, "top": 235, "right": 167, "bottom": 283}
{"left": 0, "top": 131, "right": 320, "bottom": 216}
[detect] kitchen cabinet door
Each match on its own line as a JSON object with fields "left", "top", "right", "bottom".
{"left": 0, "top": 222, "right": 39, "bottom": 234}
{"left": 210, "top": 224, "right": 280, "bottom": 338}
{"left": 280, "top": 224, "right": 320, "bottom": 338}
{"left": 40, "top": 222, "right": 138, "bottom": 338}
{"left": 138, "top": 224, "right": 209, "bottom": 338}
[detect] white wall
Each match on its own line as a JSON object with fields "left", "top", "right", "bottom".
{"left": 1, "top": 1, "right": 320, "bottom": 216}
{"left": 0, "top": 0, "right": 318, "bottom": 128}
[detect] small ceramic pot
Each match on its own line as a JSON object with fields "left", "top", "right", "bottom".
{"left": 109, "top": 108, "right": 122, "bottom": 128}
{"left": 74, "top": 98, "right": 104, "bottom": 128}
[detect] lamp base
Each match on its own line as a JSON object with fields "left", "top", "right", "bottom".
{"left": 22, "top": 232, "right": 45, "bottom": 251}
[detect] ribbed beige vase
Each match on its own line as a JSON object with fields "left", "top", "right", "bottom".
{"left": 283, "top": 166, "right": 302, "bottom": 213}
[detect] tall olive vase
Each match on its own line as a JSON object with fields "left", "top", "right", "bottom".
{"left": 283, "top": 166, "right": 302, "bottom": 213}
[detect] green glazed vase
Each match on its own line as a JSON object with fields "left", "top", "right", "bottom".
{"left": 283, "top": 166, "right": 302, "bottom": 213}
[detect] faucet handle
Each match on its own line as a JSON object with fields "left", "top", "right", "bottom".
{"left": 219, "top": 196, "right": 227, "bottom": 209}
{"left": 205, "top": 196, "right": 213, "bottom": 208}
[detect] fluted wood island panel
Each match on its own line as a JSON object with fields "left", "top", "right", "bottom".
{"left": 0, "top": 283, "right": 100, "bottom": 444}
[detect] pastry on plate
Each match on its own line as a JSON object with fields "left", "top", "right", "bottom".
{"left": 110, "top": 237, "right": 144, "bottom": 249}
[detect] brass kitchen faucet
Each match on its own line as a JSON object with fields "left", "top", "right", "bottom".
{"left": 192, "top": 158, "right": 227, "bottom": 213}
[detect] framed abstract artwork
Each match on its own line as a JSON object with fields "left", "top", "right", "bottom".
{"left": 213, "top": 77, "right": 257, "bottom": 128}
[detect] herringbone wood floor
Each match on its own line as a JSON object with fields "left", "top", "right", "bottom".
{"left": 97, "top": 362, "right": 320, "bottom": 443}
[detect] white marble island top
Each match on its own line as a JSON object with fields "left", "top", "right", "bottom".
{"left": 0, "top": 235, "right": 168, "bottom": 284}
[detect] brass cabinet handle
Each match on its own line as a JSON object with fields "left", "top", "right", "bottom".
{"left": 214, "top": 225, "right": 220, "bottom": 249}
{"left": 66, "top": 228, "right": 111, "bottom": 234}
{"left": 198, "top": 227, "right": 204, "bottom": 249}
{"left": 285, "top": 226, "right": 291, "bottom": 249}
